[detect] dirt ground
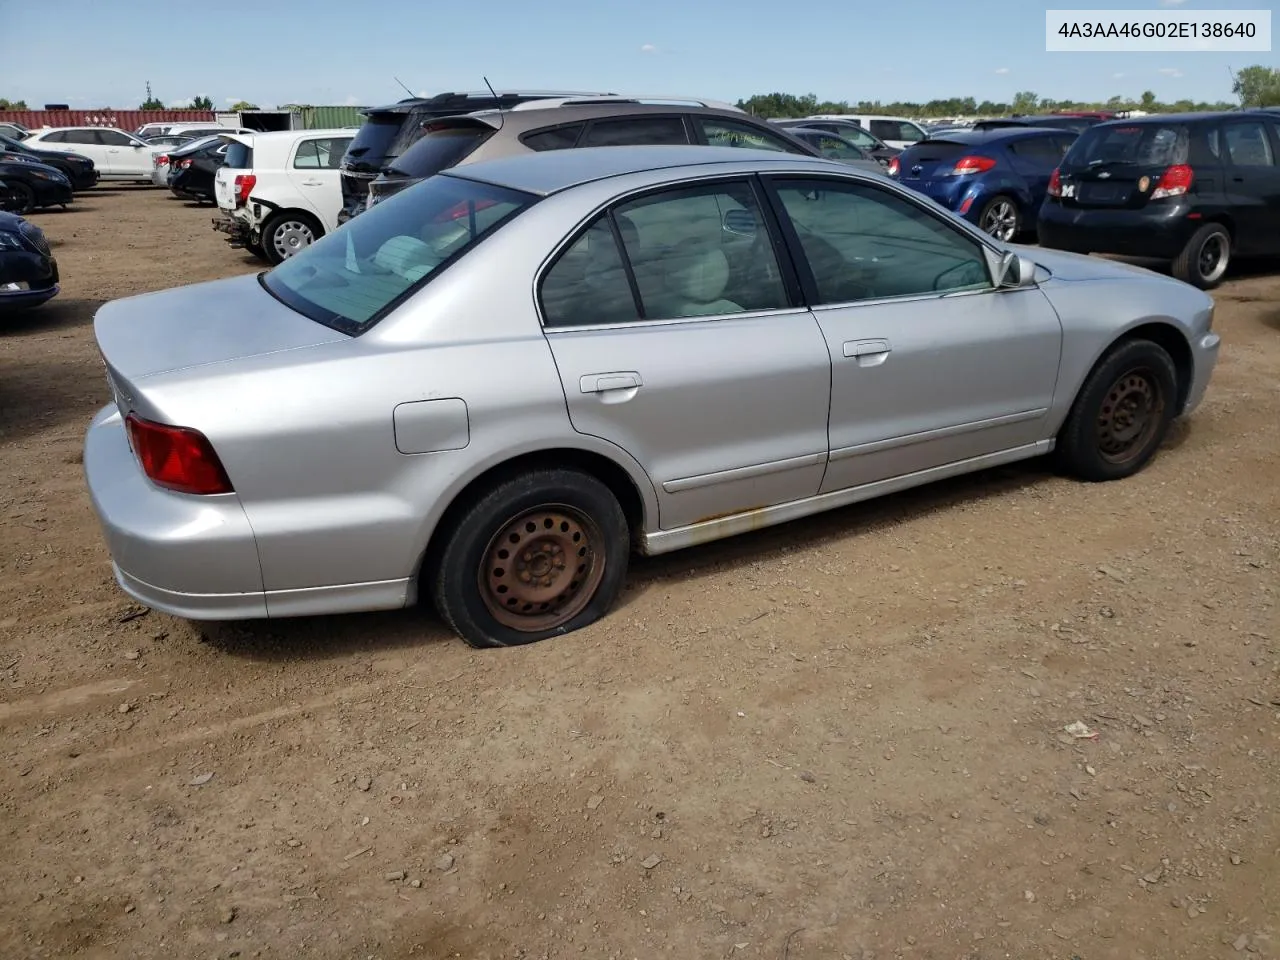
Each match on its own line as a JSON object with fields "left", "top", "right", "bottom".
{"left": 0, "top": 187, "right": 1277, "bottom": 960}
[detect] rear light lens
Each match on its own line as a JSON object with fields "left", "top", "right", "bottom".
{"left": 125, "top": 414, "right": 233, "bottom": 495}
{"left": 886, "top": 156, "right": 900, "bottom": 176}
{"left": 156, "top": 154, "right": 169, "bottom": 166}
{"left": 950, "top": 155, "right": 997, "bottom": 175}
{"left": 178, "top": 158, "right": 192, "bottom": 169}
{"left": 433, "top": 197, "right": 500, "bottom": 222}
{"left": 1047, "top": 168, "right": 1062, "bottom": 197}
{"left": 1151, "top": 164, "right": 1193, "bottom": 199}
{"left": 233, "top": 173, "right": 257, "bottom": 206}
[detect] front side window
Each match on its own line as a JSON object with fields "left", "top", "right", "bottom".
{"left": 263, "top": 175, "right": 535, "bottom": 334}
{"left": 1222, "top": 120, "right": 1275, "bottom": 167}
{"left": 98, "top": 130, "right": 134, "bottom": 146}
{"left": 698, "top": 118, "right": 799, "bottom": 153}
{"left": 579, "top": 116, "right": 689, "bottom": 147}
{"left": 771, "top": 177, "right": 992, "bottom": 303}
{"left": 294, "top": 136, "right": 353, "bottom": 169}
{"left": 540, "top": 180, "right": 789, "bottom": 327}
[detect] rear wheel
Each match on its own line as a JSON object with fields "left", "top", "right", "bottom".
{"left": 977, "top": 195, "right": 1020, "bottom": 242}
{"left": 1056, "top": 338, "right": 1178, "bottom": 482}
{"left": 1172, "top": 223, "right": 1230, "bottom": 289}
{"left": 262, "top": 212, "right": 321, "bottom": 265}
{"left": 429, "top": 469, "right": 631, "bottom": 648}
{"left": 6, "top": 182, "right": 35, "bottom": 215}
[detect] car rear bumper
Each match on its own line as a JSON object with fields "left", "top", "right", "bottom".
{"left": 212, "top": 214, "right": 254, "bottom": 246}
{"left": 1037, "top": 201, "right": 1195, "bottom": 259}
{"left": 83, "top": 404, "right": 269, "bottom": 618}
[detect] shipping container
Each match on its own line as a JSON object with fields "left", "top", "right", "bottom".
{"left": 301, "top": 105, "right": 368, "bottom": 129}
{"left": 0, "top": 109, "right": 216, "bottom": 131}
{"left": 216, "top": 109, "right": 303, "bottom": 132}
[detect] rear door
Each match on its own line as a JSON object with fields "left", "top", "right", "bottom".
{"left": 287, "top": 135, "right": 353, "bottom": 230}
{"left": 537, "top": 177, "right": 832, "bottom": 531}
{"left": 1219, "top": 116, "right": 1280, "bottom": 255}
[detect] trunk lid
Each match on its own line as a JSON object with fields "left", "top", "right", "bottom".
{"left": 214, "top": 136, "right": 254, "bottom": 212}
{"left": 895, "top": 139, "right": 971, "bottom": 182}
{"left": 1056, "top": 122, "right": 1191, "bottom": 209}
{"left": 95, "top": 274, "right": 348, "bottom": 392}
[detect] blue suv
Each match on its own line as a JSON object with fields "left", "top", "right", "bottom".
{"left": 888, "top": 127, "right": 1077, "bottom": 240}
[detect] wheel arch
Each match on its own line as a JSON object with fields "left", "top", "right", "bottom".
{"left": 264, "top": 206, "right": 325, "bottom": 235}
{"left": 1070, "top": 320, "right": 1195, "bottom": 423}
{"left": 414, "top": 446, "right": 653, "bottom": 600}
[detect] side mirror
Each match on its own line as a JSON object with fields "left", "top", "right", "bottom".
{"left": 722, "top": 208, "right": 757, "bottom": 239}
{"left": 996, "top": 251, "right": 1035, "bottom": 288}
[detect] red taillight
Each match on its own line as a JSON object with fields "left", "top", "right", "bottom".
{"left": 156, "top": 154, "right": 170, "bottom": 166}
{"left": 1151, "top": 164, "right": 1193, "bottom": 199}
{"left": 233, "top": 173, "right": 256, "bottom": 206}
{"left": 178, "top": 158, "right": 193, "bottom": 169}
{"left": 950, "top": 155, "right": 997, "bottom": 175}
{"left": 434, "top": 197, "right": 500, "bottom": 222}
{"left": 1047, "top": 167, "right": 1062, "bottom": 197}
{"left": 886, "top": 156, "right": 900, "bottom": 176}
{"left": 125, "top": 414, "right": 233, "bottom": 495}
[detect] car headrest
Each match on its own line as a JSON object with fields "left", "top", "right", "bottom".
{"left": 666, "top": 243, "right": 730, "bottom": 304}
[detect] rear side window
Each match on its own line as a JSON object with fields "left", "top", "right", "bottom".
{"left": 224, "top": 142, "right": 253, "bottom": 169}
{"left": 1222, "top": 120, "right": 1275, "bottom": 167}
{"left": 579, "top": 116, "right": 689, "bottom": 147}
{"left": 1005, "top": 136, "right": 1066, "bottom": 165}
{"left": 1066, "top": 124, "right": 1189, "bottom": 167}
{"left": 294, "top": 136, "right": 353, "bottom": 169}
{"left": 521, "top": 123, "right": 584, "bottom": 151}
{"left": 387, "top": 125, "right": 494, "bottom": 178}
{"left": 98, "top": 130, "right": 134, "bottom": 146}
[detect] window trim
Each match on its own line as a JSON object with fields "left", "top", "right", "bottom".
{"left": 534, "top": 173, "right": 808, "bottom": 333}
{"left": 758, "top": 172, "right": 1007, "bottom": 311}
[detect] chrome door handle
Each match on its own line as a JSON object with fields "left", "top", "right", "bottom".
{"left": 843, "top": 338, "right": 891, "bottom": 358}
{"left": 301, "top": 179, "right": 324, "bottom": 186}
{"left": 580, "top": 371, "right": 643, "bottom": 393}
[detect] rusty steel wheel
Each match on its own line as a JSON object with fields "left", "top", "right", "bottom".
{"left": 1095, "top": 367, "right": 1165, "bottom": 466}
{"left": 478, "top": 505, "right": 607, "bottom": 632}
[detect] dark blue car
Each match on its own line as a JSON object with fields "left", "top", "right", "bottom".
{"left": 0, "top": 207, "right": 59, "bottom": 313}
{"left": 888, "top": 127, "right": 1077, "bottom": 240}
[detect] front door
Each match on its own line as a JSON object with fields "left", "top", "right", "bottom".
{"left": 287, "top": 135, "right": 353, "bottom": 232}
{"left": 98, "top": 129, "right": 151, "bottom": 177}
{"left": 1220, "top": 117, "right": 1280, "bottom": 256}
{"left": 539, "top": 177, "right": 832, "bottom": 531}
{"left": 765, "top": 174, "right": 1063, "bottom": 494}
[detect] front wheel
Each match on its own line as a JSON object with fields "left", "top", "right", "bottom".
{"left": 6, "top": 182, "right": 35, "bottom": 215}
{"left": 429, "top": 469, "right": 631, "bottom": 648}
{"left": 1056, "top": 338, "right": 1178, "bottom": 482}
{"left": 262, "top": 212, "right": 321, "bottom": 265}
{"left": 977, "top": 195, "right": 1020, "bottom": 242}
{"left": 1172, "top": 223, "right": 1230, "bottom": 289}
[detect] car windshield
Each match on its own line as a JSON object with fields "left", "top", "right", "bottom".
{"left": 802, "top": 133, "right": 868, "bottom": 160}
{"left": 1066, "top": 124, "right": 1189, "bottom": 167}
{"left": 0, "top": 135, "right": 28, "bottom": 151}
{"left": 262, "top": 174, "right": 536, "bottom": 335}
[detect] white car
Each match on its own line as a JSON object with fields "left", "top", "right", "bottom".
{"left": 807, "top": 114, "right": 928, "bottom": 150}
{"left": 22, "top": 127, "right": 162, "bottom": 180}
{"left": 212, "top": 128, "right": 354, "bottom": 264}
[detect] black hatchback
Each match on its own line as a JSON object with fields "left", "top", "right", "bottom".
{"left": 1038, "top": 112, "right": 1280, "bottom": 289}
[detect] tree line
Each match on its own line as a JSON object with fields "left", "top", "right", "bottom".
{"left": 736, "top": 65, "right": 1280, "bottom": 118}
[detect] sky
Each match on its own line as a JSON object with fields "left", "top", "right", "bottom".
{"left": 3, "top": 0, "right": 1273, "bottom": 111}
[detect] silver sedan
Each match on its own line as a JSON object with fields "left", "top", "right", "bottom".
{"left": 84, "top": 145, "right": 1221, "bottom": 648}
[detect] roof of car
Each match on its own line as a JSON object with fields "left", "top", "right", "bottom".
{"left": 443, "top": 100, "right": 772, "bottom": 132}
{"left": 444, "top": 144, "right": 840, "bottom": 196}
{"left": 915, "top": 126, "right": 1070, "bottom": 145}
{"left": 1091, "top": 111, "right": 1254, "bottom": 126}
{"left": 223, "top": 127, "right": 355, "bottom": 147}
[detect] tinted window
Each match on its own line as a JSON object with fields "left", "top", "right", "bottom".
{"left": 699, "top": 118, "right": 802, "bottom": 153}
{"left": 1223, "top": 120, "right": 1275, "bottom": 166}
{"left": 387, "top": 125, "right": 494, "bottom": 178}
{"left": 1066, "top": 124, "right": 1190, "bottom": 167}
{"left": 805, "top": 133, "right": 870, "bottom": 161}
{"left": 41, "top": 132, "right": 66, "bottom": 143}
{"left": 580, "top": 116, "right": 689, "bottom": 147}
{"left": 344, "top": 114, "right": 403, "bottom": 168}
{"left": 98, "top": 130, "right": 134, "bottom": 146}
{"left": 61, "top": 130, "right": 101, "bottom": 145}
{"left": 224, "top": 142, "right": 253, "bottom": 168}
{"left": 541, "top": 181, "right": 789, "bottom": 327}
{"left": 294, "top": 136, "right": 352, "bottom": 169}
{"left": 871, "top": 120, "right": 921, "bottom": 143}
{"left": 264, "top": 176, "right": 534, "bottom": 334}
{"left": 1005, "top": 136, "right": 1066, "bottom": 165}
{"left": 772, "top": 178, "right": 992, "bottom": 302}
{"left": 521, "top": 123, "right": 584, "bottom": 151}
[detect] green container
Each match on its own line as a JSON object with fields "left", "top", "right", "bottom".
{"left": 302, "top": 105, "right": 368, "bottom": 129}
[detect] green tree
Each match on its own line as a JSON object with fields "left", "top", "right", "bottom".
{"left": 141, "top": 96, "right": 165, "bottom": 110}
{"left": 1232, "top": 65, "right": 1280, "bottom": 107}
{"left": 1139, "top": 90, "right": 1158, "bottom": 111}
{"left": 229, "top": 100, "right": 259, "bottom": 111}
{"left": 0, "top": 98, "right": 29, "bottom": 110}
{"left": 191, "top": 95, "right": 214, "bottom": 110}
{"left": 1011, "top": 90, "right": 1039, "bottom": 114}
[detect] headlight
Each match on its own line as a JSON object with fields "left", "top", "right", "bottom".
{"left": 30, "top": 170, "right": 61, "bottom": 181}
{"left": 0, "top": 231, "right": 25, "bottom": 250}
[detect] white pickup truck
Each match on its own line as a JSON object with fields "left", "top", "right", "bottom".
{"left": 212, "top": 129, "right": 354, "bottom": 264}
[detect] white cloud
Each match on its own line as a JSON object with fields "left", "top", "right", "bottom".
{"left": 1158, "top": 0, "right": 1187, "bottom": 6}
{"left": 994, "top": 67, "right": 1010, "bottom": 75}
{"left": 1112, "top": 72, "right": 1125, "bottom": 79}
{"left": 1157, "top": 67, "right": 1184, "bottom": 77}
{"left": 640, "top": 43, "right": 657, "bottom": 53}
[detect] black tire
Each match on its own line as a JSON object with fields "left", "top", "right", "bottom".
{"left": 261, "top": 211, "right": 322, "bottom": 265}
{"left": 7, "top": 182, "right": 35, "bottom": 215}
{"left": 1171, "top": 223, "right": 1230, "bottom": 290}
{"left": 977, "top": 194, "right": 1021, "bottom": 242}
{"left": 1056, "top": 338, "right": 1178, "bottom": 482}
{"left": 245, "top": 238, "right": 270, "bottom": 263}
{"left": 429, "top": 469, "right": 630, "bottom": 649}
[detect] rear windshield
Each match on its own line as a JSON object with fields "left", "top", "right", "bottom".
{"left": 1065, "top": 124, "right": 1189, "bottom": 167}
{"left": 262, "top": 175, "right": 535, "bottom": 334}
{"left": 224, "top": 141, "right": 252, "bottom": 169}
{"left": 343, "top": 114, "right": 405, "bottom": 169}
{"left": 386, "top": 124, "right": 494, "bottom": 178}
